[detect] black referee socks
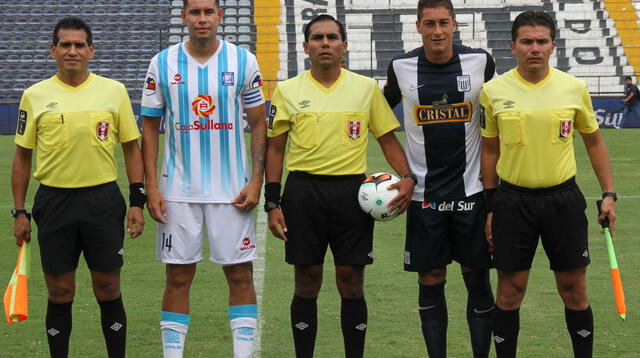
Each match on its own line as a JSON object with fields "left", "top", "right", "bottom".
{"left": 463, "top": 271, "right": 494, "bottom": 358}
{"left": 565, "top": 306, "right": 593, "bottom": 358}
{"left": 418, "top": 283, "right": 448, "bottom": 358}
{"left": 46, "top": 300, "right": 73, "bottom": 358}
{"left": 97, "top": 295, "right": 127, "bottom": 358}
{"left": 492, "top": 306, "right": 519, "bottom": 358}
{"left": 291, "top": 295, "right": 318, "bottom": 358}
{"left": 340, "top": 296, "right": 368, "bottom": 358}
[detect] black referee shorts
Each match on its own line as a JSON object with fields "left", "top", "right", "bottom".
{"left": 491, "top": 178, "right": 590, "bottom": 271}
{"left": 32, "top": 181, "right": 127, "bottom": 274}
{"left": 281, "top": 171, "right": 374, "bottom": 266}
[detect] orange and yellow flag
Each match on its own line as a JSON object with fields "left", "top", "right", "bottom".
{"left": 4, "top": 241, "right": 30, "bottom": 324}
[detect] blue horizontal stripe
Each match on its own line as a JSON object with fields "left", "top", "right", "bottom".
{"left": 243, "top": 88, "right": 261, "bottom": 95}
{"left": 243, "top": 93, "right": 262, "bottom": 101}
{"left": 140, "top": 106, "right": 164, "bottom": 117}
{"left": 161, "top": 311, "right": 191, "bottom": 326}
{"left": 244, "top": 98, "right": 264, "bottom": 105}
{"left": 229, "top": 304, "right": 258, "bottom": 320}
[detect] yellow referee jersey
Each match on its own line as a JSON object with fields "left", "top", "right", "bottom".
{"left": 15, "top": 73, "right": 140, "bottom": 188}
{"left": 480, "top": 67, "right": 599, "bottom": 188}
{"left": 268, "top": 69, "right": 399, "bottom": 175}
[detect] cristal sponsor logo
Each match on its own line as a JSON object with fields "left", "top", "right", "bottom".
{"left": 192, "top": 94, "right": 215, "bottom": 117}
{"left": 295, "top": 322, "right": 309, "bottom": 330}
{"left": 240, "top": 237, "right": 256, "bottom": 251}
{"left": 174, "top": 120, "right": 233, "bottom": 133}
{"left": 414, "top": 94, "right": 472, "bottom": 125}
{"left": 110, "top": 322, "right": 123, "bottom": 331}
{"left": 355, "top": 323, "right": 367, "bottom": 331}
{"left": 494, "top": 336, "right": 505, "bottom": 343}
{"left": 48, "top": 328, "right": 60, "bottom": 336}
{"left": 577, "top": 329, "right": 591, "bottom": 338}
{"left": 171, "top": 73, "right": 185, "bottom": 85}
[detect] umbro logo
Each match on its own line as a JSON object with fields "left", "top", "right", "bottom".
{"left": 295, "top": 322, "right": 309, "bottom": 330}
{"left": 582, "top": 250, "right": 589, "bottom": 258}
{"left": 577, "top": 329, "right": 591, "bottom": 338}
{"left": 503, "top": 100, "right": 515, "bottom": 109}
{"left": 367, "top": 251, "right": 374, "bottom": 259}
{"left": 494, "top": 335, "right": 505, "bottom": 343}
{"left": 298, "top": 100, "right": 311, "bottom": 109}
{"left": 355, "top": 323, "right": 367, "bottom": 331}
{"left": 46, "top": 102, "right": 58, "bottom": 110}
{"left": 111, "top": 322, "right": 123, "bottom": 331}
{"left": 48, "top": 328, "right": 60, "bottom": 336}
{"left": 118, "top": 248, "right": 124, "bottom": 256}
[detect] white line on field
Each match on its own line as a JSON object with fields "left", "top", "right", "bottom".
{"left": 253, "top": 195, "right": 267, "bottom": 358}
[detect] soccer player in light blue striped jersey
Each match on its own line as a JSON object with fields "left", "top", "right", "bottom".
{"left": 140, "top": 0, "right": 266, "bottom": 357}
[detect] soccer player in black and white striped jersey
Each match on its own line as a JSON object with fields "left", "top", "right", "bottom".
{"left": 383, "top": 0, "right": 496, "bottom": 357}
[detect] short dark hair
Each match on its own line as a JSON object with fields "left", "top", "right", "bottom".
{"left": 417, "top": 0, "right": 456, "bottom": 20}
{"left": 53, "top": 17, "right": 92, "bottom": 46}
{"left": 183, "top": 0, "right": 220, "bottom": 9}
{"left": 625, "top": 76, "right": 633, "bottom": 81}
{"left": 303, "top": 14, "right": 346, "bottom": 42}
{"left": 511, "top": 10, "right": 556, "bottom": 42}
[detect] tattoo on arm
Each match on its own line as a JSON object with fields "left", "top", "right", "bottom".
{"left": 250, "top": 126, "right": 267, "bottom": 181}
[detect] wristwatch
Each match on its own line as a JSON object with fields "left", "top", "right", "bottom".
{"left": 602, "top": 192, "right": 618, "bottom": 201}
{"left": 264, "top": 201, "right": 280, "bottom": 212}
{"left": 10, "top": 208, "right": 29, "bottom": 218}
{"left": 403, "top": 173, "right": 418, "bottom": 185}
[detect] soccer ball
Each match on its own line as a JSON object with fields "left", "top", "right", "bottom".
{"left": 358, "top": 172, "right": 400, "bottom": 221}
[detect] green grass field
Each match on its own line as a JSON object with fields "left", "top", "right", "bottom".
{"left": 1, "top": 130, "right": 638, "bottom": 357}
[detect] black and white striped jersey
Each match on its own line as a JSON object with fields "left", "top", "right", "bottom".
{"left": 384, "top": 44, "right": 496, "bottom": 202}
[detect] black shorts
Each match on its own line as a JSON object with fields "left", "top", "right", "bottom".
{"left": 491, "top": 178, "right": 590, "bottom": 271}
{"left": 404, "top": 193, "right": 491, "bottom": 272}
{"left": 32, "top": 181, "right": 127, "bottom": 274}
{"left": 282, "top": 172, "right": 374, "bottom": 266}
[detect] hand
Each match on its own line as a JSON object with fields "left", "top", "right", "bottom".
{"left": 126, "top": 206, "right": 145, "bottom": 238}
{"left": 387, "top": 178, "right": 415, "bottom": 215}
{"left": 485, "top": 212, "right": 493, "bottom": 249}
{"left": 147, "top": 187, "right": 167, "bottom": 224}
{"left": 232, "top": 179, "right": 262, "bottom": 211}
{"left": 267, "top": 208, "right": 288, "bottom": 241}
{"left": 598, "top": 196, "right": 616, "bottom": 236}
{"left": 13, "top": 215, "right": 31, "bottom": 246}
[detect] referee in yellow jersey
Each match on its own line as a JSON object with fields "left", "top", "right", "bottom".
{"left": 265, "top": 14, "right": 416, "bottom": 358}
{"left": 479, "top": 11, "right": 616, "bottom": 358}
{"left": 11, "top": 17, "right": 145, "bottom": 358}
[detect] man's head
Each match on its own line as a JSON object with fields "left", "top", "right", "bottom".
{"left": 303, "top": 15, "right": 348, "bottom": 70}
{"left": 183, "top": 0, "right": 220, "bottom": 8}
{"left": 510, "top": 11, "right": 556, "bottom": 75}
{"left": 625, "top": 76, "right": 633, "bottom": 85}
{"left": 182, "top": 0, "right": 223, "bottom": 43}
{"left": 416, "top": 0, "right": 457, "bottom": 62}
{"left": 50, "top": 17, "right": 95, "bottom": 76}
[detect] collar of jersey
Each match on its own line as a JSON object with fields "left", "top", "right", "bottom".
{"left": 512, "top": 67, "right": 554, "bottom": 90}
{"left": 182, "top": 40, "right": 223, "bottom": 67}
{"left": 52, "top": 72, "right": 95, "bottom": 91}
{"left": 306, "top": 68, "right": 345, "bottom": 94}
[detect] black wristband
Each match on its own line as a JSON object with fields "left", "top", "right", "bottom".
{"left": 483, "top": 188, "right": 497, "bottom": 212}
{"left": 129, "top": 183, "right": 147, "bottom": 209}
{"left": 403, "top": 173, "right": 418, "bottom": 185}
{"left": 264, "top": 182, "right": 281, "bottom": 204}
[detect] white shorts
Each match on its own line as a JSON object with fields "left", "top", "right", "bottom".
{"left": 156, "top": 202, "right": 257, "bottom": 265}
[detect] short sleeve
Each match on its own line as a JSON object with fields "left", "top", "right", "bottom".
{"left": 267, "top": 85, "right": 291, "bottom": 137}
{"left": 383, "top": 60, "right": 402, "bottom": 108}
{"left": 369, "top": 81, "right": 400, "bottom": 138}
{"left": 14, "top": 93, "right": 36, "bottom": 149}
{"left": 242, "top": 53, "right": 265, "bottom": 108}
{"left": 574, "top": 84, "right": 599, "bottom": 134}
{"left": 140, "top": 55, "right": 165, "bottom": 118}
{"left": 117, "top": 85, "right": 141, "bottom": 143}
{"left": 479, "top": 87, "right": 498, "bottom": 138}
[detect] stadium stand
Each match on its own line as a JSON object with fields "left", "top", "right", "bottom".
{"left": 0, "top": 0, "right": 637, "bottom": 104}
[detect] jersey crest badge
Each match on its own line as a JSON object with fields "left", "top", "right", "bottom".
{"left": 348, "top": 120, "right": 361, "bottom": 139}
{"left": 249, "top": 71, "right": 263, "bottom": 89}
{"left": 457, "top": 75, "right": 471, "bottom": 92}
{"left": 192, "top": 94, "right": 215, "bottom": 117}
{"left": 560, "top": 120, "right": 572, "bottom": 138}
{"left": 96, "top": 121, "right": 110, "bottom": 141}
{"left": 145, "top": 74, "right": 157, "bottom": 95}
{"left": 222, "top": 72, "right": 234, "bottom": 86}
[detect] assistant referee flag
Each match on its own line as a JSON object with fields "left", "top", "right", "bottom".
{"left": 4, "top": 241, "right": 30, "bottom": 324}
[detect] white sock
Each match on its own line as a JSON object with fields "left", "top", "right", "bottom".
{"left": 161, "top": 312, "right": 190, "bottom": 358}
{"left": 230, "top": 317, "right": 257, "bottom": 358}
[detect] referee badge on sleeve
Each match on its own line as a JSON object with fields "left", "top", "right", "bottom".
{"left": 17, "top": 110, "right": 27, "bottom": 135}
{"left": 268, "top": 105, "right": 277, "bottom": 129}
{"left": 479, "top": 105, "right": 486, "bottom": 129}
{"left": 559, "top": 120, "right": 572, "bottom": 138}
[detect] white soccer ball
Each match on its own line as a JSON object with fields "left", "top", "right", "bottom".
{"left": 358, "top": 172, "right": 400, "bottom": 221}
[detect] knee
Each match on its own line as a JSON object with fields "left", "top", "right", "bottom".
{"left": 419, "top": 268, "right": 446, "bottom": 285}
{"left": 295, "top": 269, "right": 322, "bottom": 298}
{"left": 48, "top": 285, "right": 75, "bottom": 303}
{"left": 496, "top": 284, "right": 525, "bottom": 309}
{"left": 166, "top": 272, "right": 194, "bottom": 294}
{"left": 93, "top": 279, "right": 121, "bottom": 300}
{"left": 225, "top": 269, "right": 254, "bottom": 291}
{"left": 557, "top": 280, "right": 588, "bottom": 308}
{"left": 336, "top": 272, "right": 364, "bottom": 299}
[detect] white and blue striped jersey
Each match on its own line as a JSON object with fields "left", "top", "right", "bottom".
{"left": 384, "top": 44, "right": 496, "bottom": 202}
{"left": 141, "top": 41, "right": 265, "bottom": 203}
